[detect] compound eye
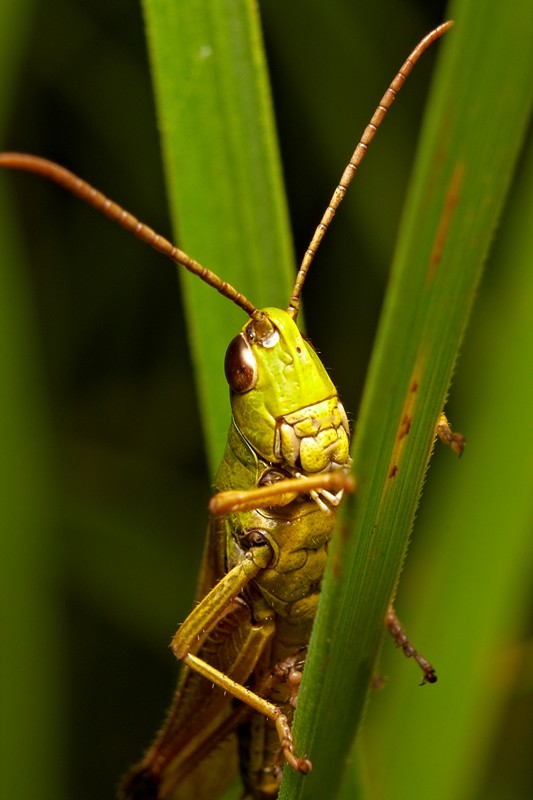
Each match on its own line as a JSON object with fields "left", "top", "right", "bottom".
{"left": 224, "top": 332, "right": 258, "bottom": 393}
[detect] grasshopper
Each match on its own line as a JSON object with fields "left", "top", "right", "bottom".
{"left": 0, "top": 19, "right": 462, "bottom": 800}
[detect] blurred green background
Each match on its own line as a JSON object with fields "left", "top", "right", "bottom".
{"left": 0, "top": 1, "right": 531, "bottom": 799}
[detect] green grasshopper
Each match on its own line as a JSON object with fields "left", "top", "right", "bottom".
{"left": 0, "top": 20, "right": 462, "bottom": 800}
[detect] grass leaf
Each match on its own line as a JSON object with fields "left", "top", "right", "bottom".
{"left": 142, "top": 0, "right": 295, "bottom": 473}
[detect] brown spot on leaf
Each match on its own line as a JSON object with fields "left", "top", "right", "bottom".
{"left": 398, "top": 414, "right": 412, "bottom": 440}
{"left": 428, "top": 161, "right": 464, "bottom": 283}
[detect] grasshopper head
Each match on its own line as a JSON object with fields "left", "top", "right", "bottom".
{"left": 225, "top": 308, "right": 349, "bottom": 474}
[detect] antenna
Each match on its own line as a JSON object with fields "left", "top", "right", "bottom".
{"left": 0, "top": 152, "right": 258, "bottom": 318}
{"left": 287, "top": 20, "right": 453, "bottom": 319}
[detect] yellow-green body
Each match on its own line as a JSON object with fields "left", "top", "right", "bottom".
{"left": 121, "top": 309, "right": 351, "bottom": 799}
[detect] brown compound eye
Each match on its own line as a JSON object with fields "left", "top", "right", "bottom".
{"left": 224, "top": 332, "right": 258, "bottom": 393}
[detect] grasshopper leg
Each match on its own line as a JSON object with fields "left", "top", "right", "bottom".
{"left": 210, "top": 472, "right": 355, "bottom": 514}
{"left": 171, "top": 548, "right": 312, "bottom": 774}
{"left": 182, "top": 653, "right": 311, "bottom": 774}
{"left": 385, "top": 605, "right": 437, "bottom": 684}
{"left": 436, "top": 412, "right": 465, "bottom": 456}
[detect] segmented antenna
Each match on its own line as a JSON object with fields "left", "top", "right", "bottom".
{"left": 0, "top": 153, "right": 258, "bottom": 318}
{"left": 287, "top": 20, "right": 454, "bottom": 319}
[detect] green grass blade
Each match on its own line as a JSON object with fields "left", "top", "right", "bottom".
{"left": 281, "top": 2, "right": 533, "bottom": 798}
{"left": 363, "top": 114, "right": 533, "bottom": 800}
{"left": 141, "top": 0, "right": 295, "bottom": 474}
